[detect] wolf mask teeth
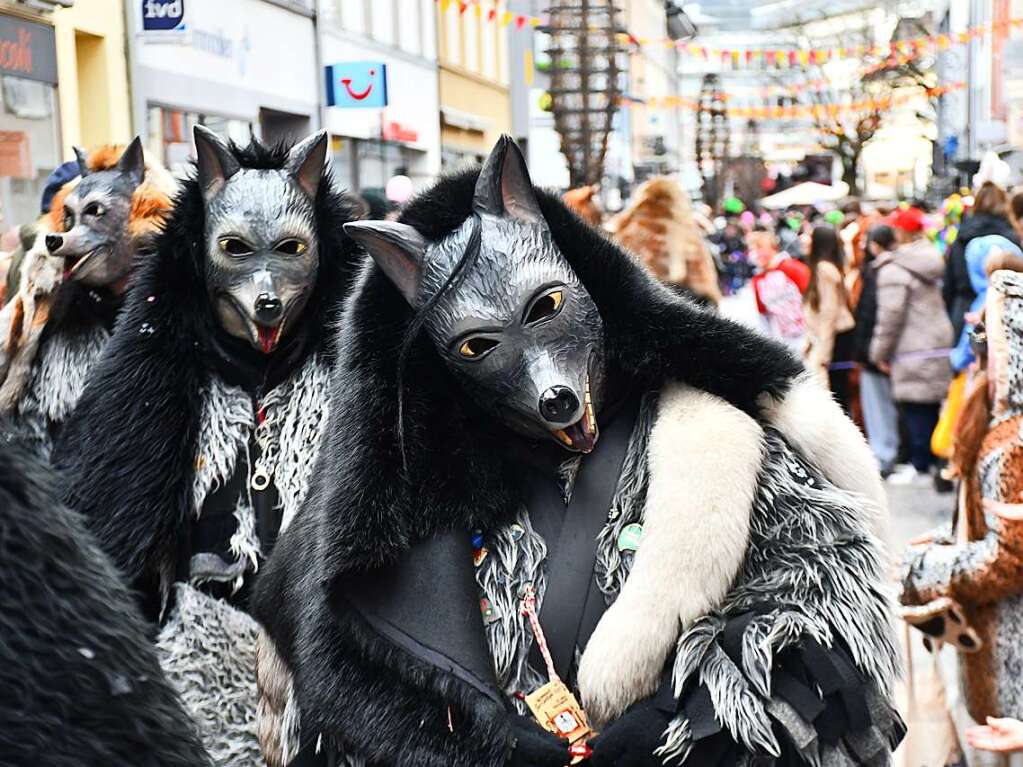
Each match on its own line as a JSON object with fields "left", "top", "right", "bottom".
{"left": 196, "top": 126, "right": 326, "bottom": 355}
{"left": 346, "top": 135, "right": 607, "bottom": 452}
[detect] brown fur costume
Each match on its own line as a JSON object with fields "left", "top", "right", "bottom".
{"left": 0, "top": 146, "right": 174, "bottom": 410}
{"left": 607, "top": 177, "right": 721, "bottom": 304}
{"left": 562, "top": 185, "right": 604, "bottom": 227}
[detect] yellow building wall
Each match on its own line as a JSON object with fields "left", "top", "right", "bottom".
{"left": 53, "top": 0, "right": 132, "bottom": 156}
{"left": 436, "top": 4, "right": 510, "bottom": 155}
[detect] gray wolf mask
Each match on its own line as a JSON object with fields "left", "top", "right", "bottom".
{"left": 45, "top": 137, "right": 145, "bottom": 288}
{"left": 194, "top": 125, "right": 326, "bottom": 355}
{"left": 345, "top": 135, "right": 606, "bottom": 453}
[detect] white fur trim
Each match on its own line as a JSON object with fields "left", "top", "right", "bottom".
{"left": 577, "top": 383, "right": 761, "bottom": 726}
{"left": 759, "top": 373, "right": 890, "bottom": 549}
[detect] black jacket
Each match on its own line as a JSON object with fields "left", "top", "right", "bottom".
{"left": 943, "top": 212, "right": 1020, "bottom": 339}
{"left": 852, "top": 258, "right": 880, "bottom": 370}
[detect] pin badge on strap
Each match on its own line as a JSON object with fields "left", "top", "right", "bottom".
{"left": 521, "top": 585, "right": 595, "bottom": 763}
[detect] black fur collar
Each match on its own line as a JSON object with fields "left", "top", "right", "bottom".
{"left": 52, "top": 138, "right": 362, "bottom": 601}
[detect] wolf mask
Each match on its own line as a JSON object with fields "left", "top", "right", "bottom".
{"left": 194, "top": 125, "right": 326, "bottom": 355}
{"left": 345, "top": 136, "right": 605, "bottom": 452}
{"left": 44, "top": 137, "right": 145, "bottom": 288}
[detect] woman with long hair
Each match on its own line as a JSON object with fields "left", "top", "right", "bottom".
{"left": 803, "top": 224, "right": 855, "bottom": 409}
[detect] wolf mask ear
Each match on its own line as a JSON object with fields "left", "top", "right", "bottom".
{"left": 473, "top": 134, "right": 542, "bottom": 223}
{"left": 73, "top": 146, "right": 90, "bottom": 177}
{"left": 194, "top": 125, "right": 240, "bottom": 202}
{"left": 116, "top": 136, "right": 146, "bottom": 188}
{"left": 344, "top": 221, "right": 427, "bottom": 305}
{"left": 285, "top": 130, "right": 328, "bottom": 200}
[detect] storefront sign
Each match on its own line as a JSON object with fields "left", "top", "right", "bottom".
{"left": 141, "top": 0, "right": 187, "bottom": 36}
{"left": 0, "top": 131, "right": 32, "bottom": 179}
{"left": 326, "top": 62, "right": 388, "bottom": 109}
{"left": 0, "top": 15, "right": 57, "bottom": 85}
{"left": 382, "top": 121, "right": 418, "bottom": 144}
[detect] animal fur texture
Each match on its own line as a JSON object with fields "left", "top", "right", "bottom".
{"left": 576, "top": 383, "right": 762, "bottom": 726}
{"left": 157, "top": 584, "right": 262, "bottom": 767}
{"left": 0, "top": 433, "right": 209, "bottom": 767}
{"left": 659, "top": 428, "right": 900, "bottom": 763}
{"left": 253, "top": 166, "right": 896, "bottom": 766}
{"left": 759, "top": 373, "right": 891, "bottom": 548}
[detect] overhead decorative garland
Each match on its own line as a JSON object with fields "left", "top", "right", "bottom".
{"left": 625, "top": 82, "right": 965, "bottom": 119}
{"left": 434, "top": 0, "right": 1022, "bottom": 69}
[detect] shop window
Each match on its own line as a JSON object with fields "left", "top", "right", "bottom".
{"left": 0, "top": 76, "right": 59, "bottom": 228}
{"left": 147, "top": 105, "right": 253, "bottom": 175}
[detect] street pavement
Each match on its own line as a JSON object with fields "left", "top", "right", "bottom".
{"left": 885, "top": 477, "right": 955, "bottom": 553}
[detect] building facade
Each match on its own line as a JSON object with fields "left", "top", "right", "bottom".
{"left": 127, "top": 0, "right": 319, "bottom": 172}
{"left": 436, "top": 0, "right": 510, "bottom": 168}
{"left": 0, "top": 1, "right": 63, "bottom": 226}
{"left": 319, "top": 0, "right": 441, "bottom": 195}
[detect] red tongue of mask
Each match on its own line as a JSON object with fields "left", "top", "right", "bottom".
{"left": 257, "top": 325, "right": 277, "bottom": 354}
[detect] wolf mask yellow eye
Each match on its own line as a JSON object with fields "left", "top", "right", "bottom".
{"left": 525, "top": 289, "right": 564, "bottom": 324}
{"left": 458, "top": 337, "right": 499, "bottom": 359}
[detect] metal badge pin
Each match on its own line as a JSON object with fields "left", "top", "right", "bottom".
{"left": 251, "top": 470, "right": 271, "bottom": 491}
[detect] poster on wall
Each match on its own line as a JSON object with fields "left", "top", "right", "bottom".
{"left": 140, "top": 0, "right": 187, "bottom": 40}
{"left": 0, "top": 131, "right": 32, "bottom": 179}
{"left": 325, "top": 62, "right": 388, "bottom": 109}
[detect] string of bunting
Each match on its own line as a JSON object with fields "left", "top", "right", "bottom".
{"left": 434, "top": 0, "right": 1022, "bottom": 69}
{"left": 675, "top": 19, "right": 1022, "bottom": 69}
{"left": 627, "top": 82, "right": 965, "bottom": 119}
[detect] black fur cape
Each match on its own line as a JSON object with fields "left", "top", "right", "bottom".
{"left": 252, "top": 170, "right": 805, "bottom": 766}
{"left": 0, "top": 434, "right": 210, "bottom": 767}
{"left": 51, "top": 139, "right": 363, "bottom": 606}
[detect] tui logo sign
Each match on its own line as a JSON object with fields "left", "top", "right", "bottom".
{"left": 141, "top": 0, "right": 186, "bottom": 33}
{"left": 325, "top": 62, "right": 388, "bottom": 109}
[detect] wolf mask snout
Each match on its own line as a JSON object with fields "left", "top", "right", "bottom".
{"left": 254, "top": 292, "right": 283, "bottom": 325}
{"left": 45, "top": 233, "right": 63, "bottom": 254}
{"left": 539, "top": 386, "right": 580, "bottom": 424}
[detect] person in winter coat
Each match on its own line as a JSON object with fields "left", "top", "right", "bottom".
{"left": 870, "top": 207, "right": 953, "bottom": 483}
{"left": 748, "top": 228, "right": 809, "bottom": 352}
{"left": 901, "top": 270, "right": 1023, "bottom": 760}
{"left": 803, "top": 224, "right": 855, "bottom": 407}
{"left": 944, "top": 182, "right": 1021, "bottom": 341}
{"left": 53, "top": 128, "right": 364, "bottom": 766}
{"left": 949, "top": 234, "right": 1023, "bottom": 373}
{"left": 854, "top": 224, "right": 899, "bottom": 476}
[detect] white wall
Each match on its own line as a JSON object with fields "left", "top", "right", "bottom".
{"left": 321, "top": 0, "right": 441, "bottom": 182}
{"left": 133, "top": 0, "right": 318, "bottom": 120}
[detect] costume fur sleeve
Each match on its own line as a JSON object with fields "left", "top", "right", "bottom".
{"left": 659, "top": 426, "right": 902, "bottom": 766}
{"left": 0, "top": 432, "right": 210, "bottom": 767}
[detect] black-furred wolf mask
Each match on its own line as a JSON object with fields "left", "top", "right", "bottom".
{"left": 194, "top": 125, "right": 326, "bottom": 355}
{"left": 345, "top": 136, "right": 606, "bottom": 453}
{"left": 45, "top": 137, "right": 145, "bottom": 288}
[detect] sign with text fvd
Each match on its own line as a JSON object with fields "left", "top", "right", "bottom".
{"left": 326, "top": 62, "right": 388, "bottom": 109}
{"left": 141, "top": 0, "right": 186, "bottom": 35}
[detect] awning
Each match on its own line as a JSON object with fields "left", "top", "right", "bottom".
{"left": 440, "top": 106, "right": 492, "bottom": 133}
{"left": 760, "top": 181, "right": 850, "bottom": 208}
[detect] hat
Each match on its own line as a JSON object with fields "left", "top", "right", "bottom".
{"left": 40, "top": 160, "right": 80, "bottom": 214}
{"left": 887, "top": 206, "right": 926, "bottom": 233}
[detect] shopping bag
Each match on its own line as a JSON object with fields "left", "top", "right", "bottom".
{"left": 932, "top": 371, "right": 967, "bottom": 459}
